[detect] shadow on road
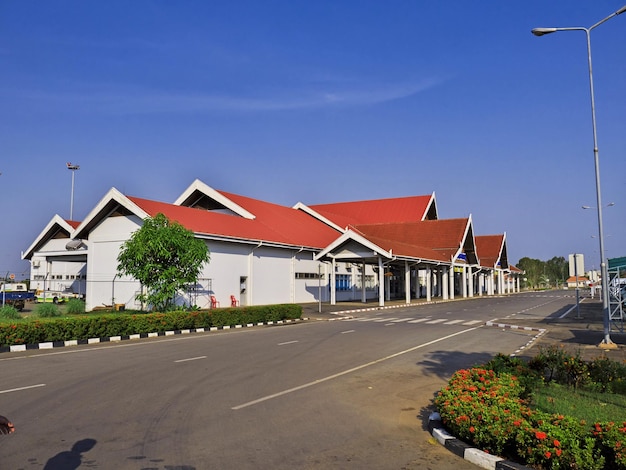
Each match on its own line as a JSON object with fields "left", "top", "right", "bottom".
{"left": 417, "top": 349, "right": 495, "bottom": 381}
{"left": 44, "top": 438, "right": 97, "bottom": 470}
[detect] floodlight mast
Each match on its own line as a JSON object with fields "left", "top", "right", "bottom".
{"left": 66, "top": 162, "right": 80, "bottom": 220}
{"left": 532, "top": 5, "right": 626, "bottom": 347}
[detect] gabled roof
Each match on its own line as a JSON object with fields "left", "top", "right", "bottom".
{"left": 174, "top": 179, "right": 255, "bottom": 219}
{"left": 352, "top": 217, "right": 478, "bottom": 264}
{"left": 316, "top": 217, "right": 479, "bottom": 265}
{"left": 22, "top": 215, "right": 82, "bottom": 260}
{"left": 73, "top": 186, "right": 341, "bottom": 250}
{"left": 475, "top": 234, "right": 507, "bottom": 270}
{"left": 299, "top": 193, "right": 437, "bottom": 229}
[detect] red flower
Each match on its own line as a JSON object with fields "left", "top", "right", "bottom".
{"left": 535, "top": 431, "right": 547, "bottom": 440}
{"left": 553, "top": 439, "right": 560, "bottom": 447}
{"left": 469, "top": 426, "right": 475, "bottom": 433}
{"left": 556, "top": 449, "right": 562, "bottom": 457}
{"left": 545, "top": 451, "right": 551, "bottom": 459}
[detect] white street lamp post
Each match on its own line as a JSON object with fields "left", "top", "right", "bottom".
{"left": 66, "top": 162, "right": 80, "bottom": 220}
{"left": 532, "top": 5, "right": 626, "bottom": 347}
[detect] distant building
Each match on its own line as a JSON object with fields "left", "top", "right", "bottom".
{"left": 569, "top": 254, "right": 585, "bottom": 278}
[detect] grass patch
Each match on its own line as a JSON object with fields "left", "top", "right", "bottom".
{"left": 533, "top": 381, "right": 626, "bottom": 423}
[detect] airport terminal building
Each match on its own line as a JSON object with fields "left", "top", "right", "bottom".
{"left": 22, "top": 179, "right": 520, "bottom": 311}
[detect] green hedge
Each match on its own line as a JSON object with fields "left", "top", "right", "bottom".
{"left": 0, "top": 304, "right": 302, "bottom": 347}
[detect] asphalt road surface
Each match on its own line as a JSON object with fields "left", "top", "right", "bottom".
{"left": 1, "top": 292, "right": 578, "bottom": 469}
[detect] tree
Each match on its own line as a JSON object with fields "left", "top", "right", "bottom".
{"left": 117, "top": 213, "right": 210, "bottom": 312}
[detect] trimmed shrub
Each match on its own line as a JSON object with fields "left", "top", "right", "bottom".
{"left": 0, "top": 304, "right": 303, "bottom": 347}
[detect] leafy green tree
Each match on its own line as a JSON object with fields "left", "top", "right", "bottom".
{"left": 517, "top": 257, "right": 543, "bottom": 289}
{"left": 117, "top": 213, "right": 210, "bottom": 312}
{"left": 546, "top": 256, "right": 568, "bottom": 287}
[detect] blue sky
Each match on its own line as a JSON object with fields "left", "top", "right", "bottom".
{"left": 1, "top": 1, "right": 624, "bottom": 278}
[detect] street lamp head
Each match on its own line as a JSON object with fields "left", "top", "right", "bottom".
{"left": 617, "top": 5, "right": 626, "bottom": 15}
{"left": 531, "top": 27, "right": 558, "bottom": 36}
{"left": 66, "top": 162, "right": 80, "bottom": 171}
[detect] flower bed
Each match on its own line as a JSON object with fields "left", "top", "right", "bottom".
{"left": 435, "top": 352, "right": 626, "bottom": 469}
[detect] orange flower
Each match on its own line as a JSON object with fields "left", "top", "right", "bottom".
{"left": 553, "top": 439, "right": 560, "bottom": 447}
{"left": 535, "top": 431, "right": 547, "bottom": 440}
{"left": 469, "top": 426, "right": 475, "bottom": 433}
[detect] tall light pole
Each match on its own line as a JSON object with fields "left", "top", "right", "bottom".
{"left": 532, "top": 5, "right": 626, "bottom": 347}
{"left": 66, "top": 162, "right": 80, "bottom": 220}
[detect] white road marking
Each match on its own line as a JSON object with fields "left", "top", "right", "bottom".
{"left": 174, "top": 356, "right": 207, "bottom": 363}
{"left": 390, "top": 318, "right": 414, "bottom": 323}
{"left": 278, "top": 340, "right": 299, "bottom": 346}
{"left": 425, "top": 319, "right": 447, "bottom": 324}
{"left": 232, "top": 326, "right": 482, "bottom": 410}
{"left": 373, "top": 317, "right": 398, "bottom": 322}
{"left": 463, "top": 320, "right": 482, "bottom": 325}
{"left": 341, "top": 330, "right": 355, "bottom": 334}
{"left": 407, "top": 318, "right": 431, "bottom": 323}
{"left": 445, "top": 320, "right": 464, "bottom": 325}
{"left": 0, "top": 383, "right": 46, "bottom": 394}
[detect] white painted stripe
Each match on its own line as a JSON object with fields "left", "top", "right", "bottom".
{"left": 175, "top": 356, "right": 207, "bottom": 363}
{"left": 356, "top": 317, "right": 375, "bottom": 322}
{"left": 39, "top": 342, "right": 54, "bottom": 349}
{"left": 444, "top": 320, "right": 464, "bottom": 325}
{"left": 232, "top": 326, "right": 481, "bottom": 410}
{"left": 390, "top": 318, "right": 414, "bottom": 323}
{"left": 426, "top": 319, "right": 447, "bottom": 324}
{"left": 0, "top": 383, "right": 46, "bottom": 394}
{"left": 384, "top": 323, "right": 396, "bottom": 326}
{"left": 463, "top": 320, "right": 482, "bottom": 325}
{"left": 407, "top": 318, "right": 431, "bottom": 324}
{"left": 373, "top": 317, "right": 398, "bottom": 322}
{"left": 165, "top": 331, "right": 175, "bottom": 336}
{"left": 341, "top": 330, "right": 355, "bottom": 334}
{"left": 278, "top": 340, "right": 299, "bottom": 346}
{"left": 88, "top": 337, "right": 102, "bottom": 343}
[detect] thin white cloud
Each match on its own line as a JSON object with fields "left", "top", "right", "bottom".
{"left": 6, "top": 76, "right": 446, "bottom": 115}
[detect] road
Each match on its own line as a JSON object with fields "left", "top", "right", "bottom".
{"left": 0, "top": 292, "right": 577, "bottom": 469}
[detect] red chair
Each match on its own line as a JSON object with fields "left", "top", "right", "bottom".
{"left": 210, "top": 295, "right": 220, "bottom": 308}
{"left": 230, "top": 295, "right": 240, "bottom": 307}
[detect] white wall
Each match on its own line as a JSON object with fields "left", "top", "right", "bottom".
{"left": 85, "top": 215, "right": 143, "bottom": 311}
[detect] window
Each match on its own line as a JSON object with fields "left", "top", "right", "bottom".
{"left": 295, "top": 272, "right": 324, "bottom": 280}
{"left": 335, "top": 274, "right": 351, "bottom": 291}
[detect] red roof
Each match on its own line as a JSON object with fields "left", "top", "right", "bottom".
{"left": 128, "top": 195, "right": 341, "bottom": 249}
{"left": 309, "top": 195, "right": 433, "bottom": 228}
{"left": 475, "top": 235, "right": 504, "bottom": 269}
{"left": 351, "top": 218, "right": 471, "bottom": 262}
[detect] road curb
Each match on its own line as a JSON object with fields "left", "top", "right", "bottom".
{"left": 428, "top": 412, "right": 531, "bottom": 470}
{"left": 0, "top": 318, "right": 305, "bottom": 354}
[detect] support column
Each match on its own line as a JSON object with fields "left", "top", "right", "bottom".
{"left": 331, "top": 258, "right": 336, "bottom": 305}
{"left": 449, "top": 265, "right": 455, "bottom": 300}
{"left": 405, "top": 261, "right": 411, "bottom": 304}
{"left": 478, "top": 272, "right": 484, "bottom": 297}
{"left": 462, "top": 266, "right": 467, "bottom": 298}
{"left": 361, "top": 262, "right": 367, "bottom": 303}
{"left": 516, "top": 276, "right": 520, "bottom": 293}
{"left": 426, "top": 266, "right": 432, "bottom": 302}
{"left": 378, "top": 256, "right": 385, "bottom": 307}
{"left": 468, "top": 267, "right": 474, "bottom": 298}
{"left": 415, "top": 268, "right": 421, "bottom": 299}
